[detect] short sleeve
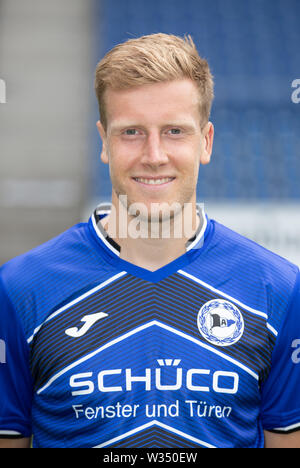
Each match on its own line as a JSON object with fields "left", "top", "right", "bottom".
{"left": 0, "top": 274, "right": 33, "bottom": 437}
{"left": 260, "top": 271, "right": 300, "bottom": 432}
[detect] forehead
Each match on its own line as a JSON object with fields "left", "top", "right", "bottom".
{"left": 104, "top": 79, "right": 201, "bottom": 127}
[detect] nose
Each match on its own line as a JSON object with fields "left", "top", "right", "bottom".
{"left": 141, "top": 131, "right": 169, "bottom": 167}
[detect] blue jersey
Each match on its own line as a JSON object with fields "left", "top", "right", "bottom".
{"left": 0, "top": 206, "right": 300, "bottom": 448}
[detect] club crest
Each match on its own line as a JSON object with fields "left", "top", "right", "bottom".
{"left": 197, "top": 299, "right": 244, "bottom": 347}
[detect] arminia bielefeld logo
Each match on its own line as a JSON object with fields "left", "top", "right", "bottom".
{"left": 197, "top": 299, "right": 244, "bottom": 347}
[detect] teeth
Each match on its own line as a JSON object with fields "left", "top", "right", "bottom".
{"left": 135, "top": 177, "right": 173, "bottom": 185}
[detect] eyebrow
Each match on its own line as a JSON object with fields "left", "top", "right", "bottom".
{"left": 109, "top": 122, "right": 140, "bottom": 132}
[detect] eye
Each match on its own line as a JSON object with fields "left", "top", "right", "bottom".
{"left": 167, "top": 128, "right": 182, "bottom": 135}
{"left": 123, "top": 128, "right": 139, "bottom": 136}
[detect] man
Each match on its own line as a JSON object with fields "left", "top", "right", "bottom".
{"left": 0, "top": 33, "right": 299, "bottom": 448}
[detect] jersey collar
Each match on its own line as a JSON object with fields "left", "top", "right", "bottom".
{"left": 91, "top": 202, "right": 208, "bottom": 256}
{"left": 88, "top": 203, "right": 212, "bottom": 282}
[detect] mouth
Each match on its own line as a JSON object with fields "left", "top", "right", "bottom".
{"left": 132, "top": 177, "right": 175, "bottom": 186}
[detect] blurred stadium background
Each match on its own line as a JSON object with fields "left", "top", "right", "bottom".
{"left": 0, "top": 0, "right": 299, "bottom": 265}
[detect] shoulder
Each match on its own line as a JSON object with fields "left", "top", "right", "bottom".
{"left": 203, "top": 219, "right": 299, "bottom": 332}
{"left": 0, "top": 218, "right": 121, "bottom": 338}
{"left": 211, "top": 219, "right": 299, "bottom": 282}
{"left": 0, "top": 222, "right": 101, "bottom": 336}
{"left": 0, "top": 222, "right": 89, "bottom": 284}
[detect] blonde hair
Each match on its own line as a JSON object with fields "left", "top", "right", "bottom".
{"left": 94, "top": 33, "right": 214, "bottom": 129}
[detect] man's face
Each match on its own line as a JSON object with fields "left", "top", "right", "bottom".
{"left": 97, "top": 79, "right": 214, "bottom": 222}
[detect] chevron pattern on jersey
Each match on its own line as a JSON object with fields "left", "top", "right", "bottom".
{"left": 30, "top": 271, "right": 274, "bottom": 393}
{"left": 101, "top": 425, "right": 204, "bottom": 448}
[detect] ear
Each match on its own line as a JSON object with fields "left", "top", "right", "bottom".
{"left": 200, "top": 121, "right": 214, "bottom": 165}
{"left": 96, "top": 120, "right": 109, "bottom": 164}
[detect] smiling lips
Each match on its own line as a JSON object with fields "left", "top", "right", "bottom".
{"left": 133, "top": 177, "right": 175, "bottom": 185}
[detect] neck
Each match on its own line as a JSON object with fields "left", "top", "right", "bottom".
{"left": 100, "top": 201, "right": 201, "bottom": 271}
